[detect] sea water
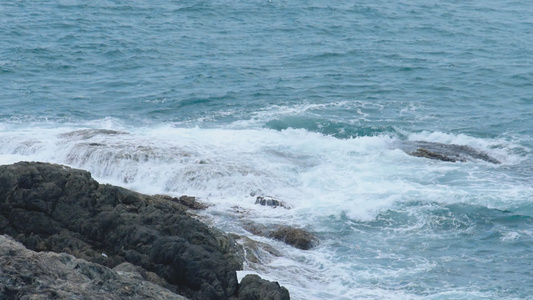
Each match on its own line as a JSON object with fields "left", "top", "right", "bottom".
{"left": 1, "top": 1, "right": 532, "bottom": 299}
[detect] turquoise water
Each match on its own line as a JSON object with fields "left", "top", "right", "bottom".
{"left": 1, "top": 1, "right": 533, "bottom": 299}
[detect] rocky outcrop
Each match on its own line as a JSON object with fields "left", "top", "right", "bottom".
{"left": 241, "top": 221, "right": 318, "bottom": 251}
{"left": 269, "top": 226, "right": 319, "bottom": 250}
{"left": 0, "top": 235, "right": 188, "bottom": 300}
{"left": 410, "top": 148, "right": 462, "bottom": 162}
{"left": 238, "top": 275, "right": 290, "bottom": 300}
{"left": 255, "top": 196, "right": 289, "bottom": 209}
{"left": 0, "top": 162, "right": 289, "bottom": 300}
{"left": 399, "top": 141, "right": 501, "bottom": 164}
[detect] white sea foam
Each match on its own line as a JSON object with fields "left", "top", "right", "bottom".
{"left": 226, "top": 100, "right": 382, "bottom": 129}
{"left": 0, "top": 124, "right": 530, "bottom": 216}
{"left": 0, "top": 123, "right": 530, "bottom": 300}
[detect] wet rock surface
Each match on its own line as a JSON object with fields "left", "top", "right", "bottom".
{"left": 241, "top": 219, "right": 318, "bottom": 251}
{"left": 269, "top": 226, "right": 319, "bottom": 250}
{"left": 399, "top": 141, "right": 501, "bottom": 164}
{"left": 0, "top": 162, "right": 290, "bottom": 300}
{"left": 154, "top": 194, "right": 209, "bottom": 210}
{"left": 0, "top": 235, "right": 188, "bottom": 300}
{"left": 410, "top": 148, "right": 462, "bottom": 162}
{"left": 232, "top": 235, "right": 281, "bottom": 265}
{"left": 238, "top": 274, "right": 290, "bottom": 300}
{"left": 255, "top": 196, "right": 289, "bottom": 209}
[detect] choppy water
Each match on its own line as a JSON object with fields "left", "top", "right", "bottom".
{"left": 1, "top": 1, "right": 532, "bottom": 299}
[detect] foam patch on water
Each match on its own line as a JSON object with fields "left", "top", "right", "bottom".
{"left": 226, "top": 100, "right": 385, "bottom": 130}
{"left": 500, "top": 231, "right": 520, "bottom": 242}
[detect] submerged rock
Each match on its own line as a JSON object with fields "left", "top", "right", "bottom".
{"left": 59, "top": 128, "right": 129, "bottom": 140}
{"left": 0, "top": 162, "right": 289, "bottom": 300}
{"left": 400, "top": 141, "right": 501, "bottom": 164}
{"left": 232, "top": 235, "right": 281, "bottom": 265}
{"left": 410, "top": 148, "right": 462, "bottom": 162}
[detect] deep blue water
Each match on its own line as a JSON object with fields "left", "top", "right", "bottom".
{"left": 1, "top": 1, "right": 533, "bottom": 299}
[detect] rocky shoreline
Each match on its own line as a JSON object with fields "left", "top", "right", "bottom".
{"left": 0, "top": 162, "right": 290, "bottom": 300}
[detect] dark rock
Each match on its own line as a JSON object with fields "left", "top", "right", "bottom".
{"left": 238, "top": 274, "right": 290, "bottom": 300}
{"left": 255, "top": 196, "right": 289, "bottom": 209}
{"left": 155, "top": 194, "right": 209, "bottom": 210}
{"left": 177, "top": 195, "right": 208, "bottom": 210}
{"left": 0, "top": 234, "right": 188, "bottom": 300}
{"left": 0, "top": 162, "right": 290, "bottom": 299}
{"left": 0, "top": 162, "right": 241, "bottom": 300}
{"left": 400, "top": 141, "right": 501, "bottom": 164}
{"left": 410, "top": 148, "right": 461, "bottom": 162}
{"left": 241, "top": 221, "right": 319, "bottom": 251}
{"left": 269, "top": 226, "right": 319, "bottom": 250}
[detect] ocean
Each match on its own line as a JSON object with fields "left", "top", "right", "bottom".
{"left": 1, "top": 0, "right": 532, "bottom": 299}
